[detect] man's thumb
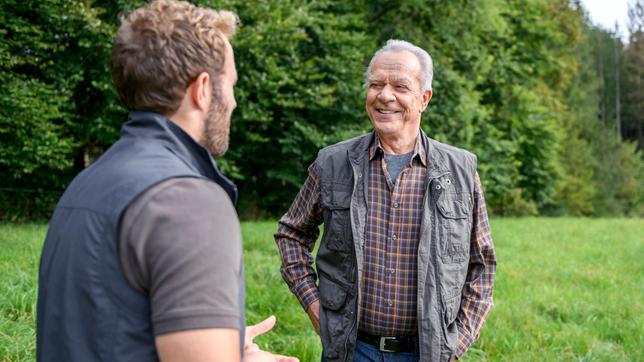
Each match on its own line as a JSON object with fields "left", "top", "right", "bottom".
{"left": 246, "top": 315, "right": 276, "bottom": 341}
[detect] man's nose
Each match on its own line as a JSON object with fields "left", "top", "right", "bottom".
{"left": 377, "top": 85, "right": 395, "bottom": 102}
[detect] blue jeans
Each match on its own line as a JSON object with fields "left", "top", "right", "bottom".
{"left": 322, "top": 340, "right": 419, "bottom": 362}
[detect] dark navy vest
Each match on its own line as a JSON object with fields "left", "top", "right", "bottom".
{"left": 36, "top": 111, "right": 244, "bottom": 361}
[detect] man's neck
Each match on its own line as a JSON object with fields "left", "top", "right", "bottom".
{"left": 377, "top": 130, "right": 418, "bottom": 155}
{"left": 167, "top": 110, "right": 203, "bottom": 145}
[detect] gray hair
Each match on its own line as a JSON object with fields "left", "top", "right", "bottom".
{"left": 365, "top": 39, "right": 433, "bottom": 91}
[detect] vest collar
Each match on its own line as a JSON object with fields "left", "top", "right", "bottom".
{"left": 348, "top": 129, "right": 450, "bottom": 179}
{"left": 419, "top": 129, "right": 450, "bottom": 179}
{"left": 368, "top": 131, "right": 428, "bottom": 167}
{"left": 121, "top": 111, "right": 238, "bottom": 205}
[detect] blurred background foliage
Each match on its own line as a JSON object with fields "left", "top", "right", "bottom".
{"left": 0, "top": 0, "right": 642, "bottom": 221}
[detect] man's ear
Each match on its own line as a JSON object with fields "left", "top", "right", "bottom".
{"left": 190, "top": 72, "right": 211, "bottom": 111}
{"left": 421, "top": 89, "right": 432, "bottom": 112}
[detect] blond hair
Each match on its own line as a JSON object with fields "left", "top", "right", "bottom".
{"left": 109, "top": 0, "right": 238, "bottom": 114}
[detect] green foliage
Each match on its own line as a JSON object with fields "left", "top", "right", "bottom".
{"left": 623, "top": 1, "right": 644, "bottom": 147}
{"left": 553, "top": 16, "right": 602, "bottom": 216}
{"left": 553, "top": 10, "right": 644, "bottom": 217}
{"left": 215, "top": 0, "right": 374, "bottom": 214}
{"left": 0, "top": 0, "right": 641, "bottom": 219}
{"left": 0, "top": 0, "right": 119, "bottom": 220}
{"left": 591, "top": 136, "right": 644, "bottom": 216}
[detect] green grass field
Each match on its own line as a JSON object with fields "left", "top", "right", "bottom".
{"left": 0, "top": 218, "right": 642, "bottom": 361}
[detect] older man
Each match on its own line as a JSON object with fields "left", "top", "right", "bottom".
{"left": 275, "top": 40, "right": 496, "bottom": 362}
{"left": 37, "top": 1, "right": 296, "bottom": 361}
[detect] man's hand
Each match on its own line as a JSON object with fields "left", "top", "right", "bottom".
{"left": 244, "top": 346, "right": 299, "bottom": 362}
{"left": 243, "top": 316, "right": 299, "bottom": 362}
{"left": 306, "top": 300, "right": 320, "bottom": 335}
{"left": 245, "top": 315, "right": 277, "bottom": 350}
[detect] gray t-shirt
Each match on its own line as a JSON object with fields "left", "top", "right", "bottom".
{"left": 384, "top": 152, "right": 414, "bottom": 183}
{"left": 118, "top": 177, "right": 242, "bottom": 336}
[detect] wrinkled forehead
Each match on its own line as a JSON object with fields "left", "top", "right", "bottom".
{"left": 368, "top": 50, "right": 421, "bottom": 82}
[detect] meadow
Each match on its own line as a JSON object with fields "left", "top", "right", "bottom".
{"left": 0, "top": 218, "right": 642, "bottom": 361}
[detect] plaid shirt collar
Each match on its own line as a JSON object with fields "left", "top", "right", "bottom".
{"left": 369, "top": 131, "right": 428, "bottom": 167}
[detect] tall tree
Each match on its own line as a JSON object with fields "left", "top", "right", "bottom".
{"left": 553, "top": 6, "right": 599, "bottom": 216}
{"left": 624, "top": 0, "right": 644, "bottom": 148}
{"left": 615, "top": 23, "right": 622, "bottom": 139}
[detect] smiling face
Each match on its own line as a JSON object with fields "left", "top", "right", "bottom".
{"left": 365, "top": 50, "right": 431, "bottom": 142}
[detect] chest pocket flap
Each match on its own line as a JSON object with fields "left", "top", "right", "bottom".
{"left": 437, "top": 192, "right": 470, "bottom": 219}
{"left": 321, "top": 182, "right": 352, "bottom": 209}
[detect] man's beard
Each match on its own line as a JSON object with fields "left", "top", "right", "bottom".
{"left": 202, "top": 93, "right": 232, "bottom": 156}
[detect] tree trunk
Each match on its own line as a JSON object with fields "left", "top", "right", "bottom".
{"left": 598, "top": 34, "right": 606, "bottom": 126}
{"left": 614, "top": 27, "right": 622, "bottom": 139}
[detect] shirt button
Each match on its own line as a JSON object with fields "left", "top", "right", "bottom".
{"left": 393, "top": 202, "right": 399, "bottom": 208}
{"left": 391, "top": 234, "right": 397, "bottom": 240}
{"left": 388, "top": 268, "right": 395, "bottom": 274}
{"left": 387, "top": 299, "right": 393, "bottom": 306}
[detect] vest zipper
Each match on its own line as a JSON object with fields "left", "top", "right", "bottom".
{"left": 345, "top": 153, "right": 363, "bottom": 361}
{"left": 421, "top": 172, "right": 449, "bottom": 359}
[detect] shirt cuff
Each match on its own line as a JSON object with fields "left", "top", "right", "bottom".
{"left": 291, "top": 278, "right": 320, "bottom": 310}
{"left": 455, "top": 327, "right": 474, "bottom": 358}
{"left": 154, "top": 311, "right": 241, "bottom": 336}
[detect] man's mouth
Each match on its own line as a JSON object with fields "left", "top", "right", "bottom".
{"left": 377, "top": 108, "right": 398, "bottom": 114}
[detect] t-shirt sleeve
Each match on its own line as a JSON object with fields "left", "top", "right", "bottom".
{"left": 118, "top": 177, "right": 242, "bottom": 336}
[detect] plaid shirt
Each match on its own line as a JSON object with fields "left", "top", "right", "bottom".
{"left": 275, "top": 133, "right": 495, "bottom": 358}
{"left": 359, "top": 135, "right": 426, "bottom": 336}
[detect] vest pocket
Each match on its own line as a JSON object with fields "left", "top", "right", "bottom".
{"left": 443, "top": 294, "right": 460, "bottom": 325}
{"left": 319, "top": 274, "right": 349, "bottom": 310}
{"left": 437, "top": 192, "right": 471, "bottom": 264}
{"left": 318, "top": 275, "right": 352, "bottom": 359}
{"left": 441, "top": 294, "right": 460, "bottom": 353}
{"left": 318, "top": 203, "right": 356, "bottom": 287}
{"left": 321, "top": 183, "right": 353, "bottom": 252}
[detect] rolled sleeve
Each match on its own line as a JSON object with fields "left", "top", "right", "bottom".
{"left": 274, "top": 161, "right": 324, "bottom": 310}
